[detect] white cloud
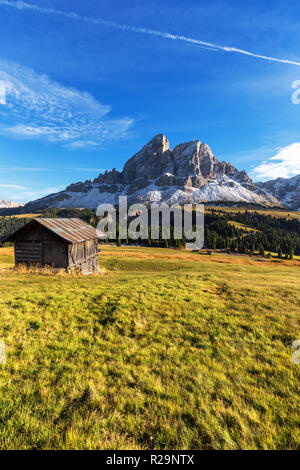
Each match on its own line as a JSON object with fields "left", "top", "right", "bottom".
{"left": 251, "top": 143, "right": 300, "bottom": 180}
{"left": 0, "top": 58, "right": 134, "bottom": 148}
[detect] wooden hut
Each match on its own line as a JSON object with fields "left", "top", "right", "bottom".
{"left": 3, "top": 218, "right": 99, "bottom": 274}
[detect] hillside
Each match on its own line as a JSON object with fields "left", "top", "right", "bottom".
{"left": 0, "top": 245, "right": 299, "bottom": 450}
{"left": 22, "top": 135, "right": 280, "bottom": 211}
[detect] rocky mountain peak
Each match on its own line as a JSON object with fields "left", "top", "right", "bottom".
{"left": 256, "top": 174, "right": 300, "bottom": 210}
{"left": 23, "top": 134, "right": 282, "bottom": 210}
{"left": 147, "top": 134, "right": 170, "bottom": 154}
{"left": 122, "top": 134, "right": 172, "bottom": 184}
{"left": 0, "top": 200, "right": 24, "bottom": 209}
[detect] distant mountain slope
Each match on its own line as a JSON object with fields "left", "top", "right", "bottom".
{"left": 0, "top": 200, "right": 24, "bottom": 209}
{"left": 24, "top": 134, "right": 281, "bottom": 210}
{"left": 256, "top": 175, "right": 300, "bottom": 211}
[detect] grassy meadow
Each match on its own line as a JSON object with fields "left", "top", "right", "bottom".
{"left": 206, "top": 206, "right": 300, "bottom": 221}
{"left": 0, "top": 245, "right": 299, "bottom": 450}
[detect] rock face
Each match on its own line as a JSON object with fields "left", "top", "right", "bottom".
{"left": 0, "top": 200, "right": 24, "bottom": 209}
{"left": 24, "top": 134, "right": 281, "bottom": 210}
{"left": 256, "top": 175, "right": 300, "bottom": 210}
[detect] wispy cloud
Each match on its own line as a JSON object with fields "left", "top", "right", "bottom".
{"left": 69, "top": 168, "right": 112, "bottom": 172}
{"left": 0, "top": 58, "right": 133, "bottom": 148}
{"left": 251, "top": 143, "right": 300, "bottom": 180}
{"left": 0, "top": 183, "right": 27, "bottom": 189}
{"left": 0, "top": 166, "right": 47, "bottom": 171}
{"left": 0, "top": 166, "right": 112, "bottom": 172}
{"left": 0, "top": 185, "right": 66, "bottom": 204}
{"left": 20, "top": 186, "right": 65, "bottom": 200}
{"left": 0, "top": 0, "right": 300, "bottom": 66}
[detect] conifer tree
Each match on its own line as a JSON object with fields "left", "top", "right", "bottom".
{"left": 258, "top": 244, "right": 265, "bottom": 257}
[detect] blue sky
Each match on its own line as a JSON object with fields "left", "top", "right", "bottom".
{"left": 0, "top": 0, "right": 300, "bottom": 203}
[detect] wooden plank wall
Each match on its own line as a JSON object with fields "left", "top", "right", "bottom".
{"left": 15, "top": 241, "right": 42, "bottom": 264}
{"left": 68, "top": 239, "right": 98, "bottom": 274}
{"left": 42, "top": 240, "right": 68, "bottom": 267}
{"left": 14, "top": 223, "right": 58, "bottom": 242}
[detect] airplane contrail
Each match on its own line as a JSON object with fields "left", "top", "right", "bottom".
{"left": 1, "top": 0, "right": 300, "bottom": 67}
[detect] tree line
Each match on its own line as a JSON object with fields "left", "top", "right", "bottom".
{"left": 1, "top": 208, "right": 299, "bottom": 259}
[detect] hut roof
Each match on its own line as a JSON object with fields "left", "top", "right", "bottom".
{"left": 36, "top": 218, "right": 98, "bottom": 243}
{"left": 3, "top": 218, "right": 98, "bottom": 244}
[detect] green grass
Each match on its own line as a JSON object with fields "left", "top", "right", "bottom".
{"left": 206, "top": 206, "right": 300, "bottom": 221}
{"left": 228, "top": 221, "right": 260, "bottom": 233}
{"left": 0, "top": 246, "right": 299, "bottom": 450}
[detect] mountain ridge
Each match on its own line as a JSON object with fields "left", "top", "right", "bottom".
{"left": 23, "top": 134, "right": 281, "bottom": 210}
{"left": 256, "top": 175, "right": 300, "bottom": 211}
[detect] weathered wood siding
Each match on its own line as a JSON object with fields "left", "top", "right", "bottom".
{"left": 68, "top": 239, "right": 98, "bottom": 274}
{"left": 15, "top": 241, "right": 42, "bottom": 265}
{"left": 13, "top": 222, "right": 68, "bottom": 267}
{"left": 42, "top": 240, "right": 68, "bottom": 267}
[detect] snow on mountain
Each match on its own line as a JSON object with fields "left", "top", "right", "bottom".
{"left": 24, "top": 134, "right": 281, "bottom": 210}
{"left": 0, "top": 200, "right": 24, "bottom": 209}
{"left": 256, "top": 175, "right": 300, "bottom": 210}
